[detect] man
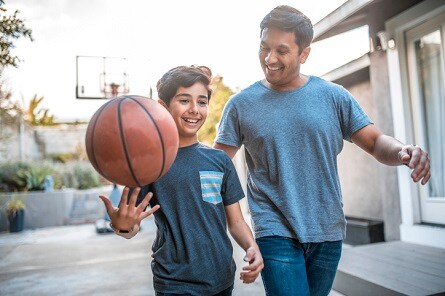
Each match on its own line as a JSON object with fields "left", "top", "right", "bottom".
{"left": 214, "top": 5, "right": 430, "bottom": 296}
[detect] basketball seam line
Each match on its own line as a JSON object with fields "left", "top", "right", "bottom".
{"left": 118, "top": 97, "right": 142, "bottom": 187}
{"left": 127, "top": 97, "right": 166, "bottom": 181}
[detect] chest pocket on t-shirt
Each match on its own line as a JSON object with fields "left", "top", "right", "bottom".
{"left": 199, "top": 171, "right": 224, "bottom": 205}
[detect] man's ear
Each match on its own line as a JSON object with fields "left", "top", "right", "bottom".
{"left": 299, "top": 46, "right": 311, "bottom": 64}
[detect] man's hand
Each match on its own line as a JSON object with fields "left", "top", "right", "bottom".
{"left": 240, "top": 246, "right": 264, "bottom": 284}
{"left": 99, "top": 187, "right": 160, "bottom": 236}
{"left": 398, "top": 145, "right": 431, "bottom": 185}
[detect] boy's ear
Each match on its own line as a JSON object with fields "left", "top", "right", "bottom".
{"left": 157, "top": 99, "right": 168, "bottom": 109}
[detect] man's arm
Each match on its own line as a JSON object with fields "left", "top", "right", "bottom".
{"left": 213, "top": 142, "right": 239, "bottom": 159}
{"left": 225, "top": 202, "right": 264, "bottom": 284}
{"left": 351, "top": 124, "right": 431, "bottom": 185}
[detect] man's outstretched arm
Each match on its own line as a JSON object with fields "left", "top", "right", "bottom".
{"left": 351, "top": 124, "right": 431, "bottom": 185}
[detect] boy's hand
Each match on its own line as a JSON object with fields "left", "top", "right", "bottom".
{"left": 99, "top": 187, "right": 160, "bottom": 236}
{"left": 240, "top": 246, "right": 264, "bottom": 284}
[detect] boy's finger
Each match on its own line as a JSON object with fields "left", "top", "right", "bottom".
{"left": 118, "top": 187, "right": 130, "bottom": 208}
{"left": 137, "top": 192, "right": 153, "bottom": 211}
{"left": 99, "top": 195, "right": 114, "bottom": 213}
{"left": 140, "top": 204, "right": 160, "bottom": 220}
{"left": 128, "top": 187, "right": 140, "bottom": 207}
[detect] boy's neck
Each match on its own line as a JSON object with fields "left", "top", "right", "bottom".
{"left": 178, "top": 137, "right": 198, "bottom": 148}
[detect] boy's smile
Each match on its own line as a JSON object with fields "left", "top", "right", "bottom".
{"left": 161, "top": 82, "right": 209, "bottom": 147}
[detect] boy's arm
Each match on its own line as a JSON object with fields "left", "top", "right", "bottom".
{"left": 225, "top": 202, "right": 264, "bottom": 284}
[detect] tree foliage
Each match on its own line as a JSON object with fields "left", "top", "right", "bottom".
{"left": 0, "top": 0, "right": 34, "bottom": 142}
{"left": 0, "top": 73, "right": 22, "bottom": 126}
{"left": 198, "top": 75, "right": 235, "bottom": 145}
{"left": 0, "top": 0, "right": 33, "bottom": 68}
{"left": 25, "top": 95, "right": 55, "bottom": 126}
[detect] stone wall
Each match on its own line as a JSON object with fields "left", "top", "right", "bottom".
{"left": 0, "top": 123, "right": 88, "bottom": 161}
{"left": 0, "top": 186, "right": 113, "bottom": 231}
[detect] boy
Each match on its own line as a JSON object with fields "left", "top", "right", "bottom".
{"left": 99, "top": 65, "right": 263, "bottom": 296}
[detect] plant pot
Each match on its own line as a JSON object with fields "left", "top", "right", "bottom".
{"left": 344, "top": 216, "right": 384, "bottom": 245}
{"left": 8, "top": 209, "right": 25, "bottom": 232}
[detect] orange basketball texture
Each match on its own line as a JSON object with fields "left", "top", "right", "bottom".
{"left": 85, "top": 95, "right": 179, "bottom": 187}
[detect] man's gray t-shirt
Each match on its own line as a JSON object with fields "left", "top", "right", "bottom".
{"left": 140, "top": 142, "right": 244, "bottom": 295}
{"left": 216, "top": 76, "right": 372, "bottom": 243}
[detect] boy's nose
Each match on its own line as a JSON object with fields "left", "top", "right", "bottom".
{"left": 189, "top": 102, "right": 199, "bottom": 114}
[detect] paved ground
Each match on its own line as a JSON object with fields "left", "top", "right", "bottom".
{"left": 0, "top": 216, "right": 344, "bottom": 296}
{"left": 0, "top": 216, "right": 266, "bottom": 296}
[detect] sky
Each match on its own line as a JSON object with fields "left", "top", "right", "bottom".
{"left": 3, "top": 0, "right": 369, "bottom": 121}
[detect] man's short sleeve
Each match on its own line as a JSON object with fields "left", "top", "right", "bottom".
{"left": 215, "top": 98, "right": 242, "bottom": 148}
{"left": 338, "top": 89, "right": 373, "bottom": 141}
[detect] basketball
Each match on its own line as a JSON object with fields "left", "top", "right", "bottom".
{"left": 85, "top": 95, "right": 179, "bottom": 187}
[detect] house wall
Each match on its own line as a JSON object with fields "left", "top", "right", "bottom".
{"left": 369, "top": 51, "right": 401, "bottom": 241}
{"left": 337, "top": 80, "right": 384, "bottom": 221}
{"left": 336, "top": 53, "right": 402, "bottom": 241}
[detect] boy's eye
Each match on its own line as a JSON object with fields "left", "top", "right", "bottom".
{"left": 179, "top": 99, "right": 189, "bottom": 104}
{"left": 198, "top": 100, "right": 208, "bottom": 106}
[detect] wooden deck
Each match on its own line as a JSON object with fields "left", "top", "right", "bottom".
{"left": 333, "top": 241, "right": 445, "bottom": 296}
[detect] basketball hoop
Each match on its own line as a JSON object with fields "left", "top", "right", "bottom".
{"left": 103, "top": 82, "right": 129, "bottom": 99}
{"left": 76, "top": 56, "right": 130, "bottom": 100}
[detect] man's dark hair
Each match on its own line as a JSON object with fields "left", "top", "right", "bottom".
{"left": 260, "top": 5, "right": 313, "bottom": 52}
{"left": 156, "top": 65, "right": 212, "bottom": 105}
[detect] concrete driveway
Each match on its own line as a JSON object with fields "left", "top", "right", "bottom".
{"left": 0, "top": 216, "right": 265, "bottom": 296}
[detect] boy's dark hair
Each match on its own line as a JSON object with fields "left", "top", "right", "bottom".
{"left": 156, "top": 65, "right": 212, "bottom": 105}
{"left": 260, "top": 5, "right": 313, "bottom": 53}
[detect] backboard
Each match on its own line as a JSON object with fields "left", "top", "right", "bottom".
{"left": 76, "top": 56, "right": 129, "bottom": 99}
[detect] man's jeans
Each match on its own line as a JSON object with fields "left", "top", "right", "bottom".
{"left": 256, "top": 236, "right": 342, "bottom": 296}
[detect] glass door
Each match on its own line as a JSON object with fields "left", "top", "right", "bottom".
{"left": 406, "top": 13, "right": 445, "bottom": 225}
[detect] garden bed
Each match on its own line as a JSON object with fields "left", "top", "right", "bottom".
{"left": 0, "top": 186, "right": 113, "bottom": 231}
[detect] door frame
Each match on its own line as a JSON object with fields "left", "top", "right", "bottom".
{"left": 386, "top": 0, "right": 445, "bottom": 249}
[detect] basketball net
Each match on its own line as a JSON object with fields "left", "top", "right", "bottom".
{"left": 110, "top": 83, "right": 120, "bottom": 98}
{"left": 103, "top": 82, "right": 128, "bottom": 99}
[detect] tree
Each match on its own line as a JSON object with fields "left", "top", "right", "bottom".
{"left": 25, "top": 95, "right": 55, "bottom": 126}
{"left": 0, "top": 0, "right": 33, "bottom": 135}
{"left": 0, "top": 0, "right": 33, "bottom": 68}
{"left": 0, "top": 74, "right": 22, "bottom": 125}
{"left": 198, "top": 75, "right": 235, "bottom": 145}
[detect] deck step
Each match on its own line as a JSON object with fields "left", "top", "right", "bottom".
{"left": 333, "top": 241, "right": 445, "bottom": 296}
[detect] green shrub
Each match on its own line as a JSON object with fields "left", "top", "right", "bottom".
{"left": 57, "top": 161, "right": 105, "bottom": 190}
{"left": 14, "top": 164, "right": 56, "bottom": 191}
{"left": 0, "top": 162, "right": 32, "bottom": 192}
{"left": 0, "top": 160, "right": 106, "bottom": 192}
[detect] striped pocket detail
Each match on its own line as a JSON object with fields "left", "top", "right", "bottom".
{"left": 199, "top": 171, "right": 223, "bottom": 204}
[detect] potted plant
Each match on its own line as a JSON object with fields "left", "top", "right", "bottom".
{"left": 6, "top": 198, "right": 25, "bottom": 232}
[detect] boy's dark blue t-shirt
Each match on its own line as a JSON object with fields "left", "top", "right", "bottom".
{"left": 139, "top": 142, "right": 244, "bottom": 295}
